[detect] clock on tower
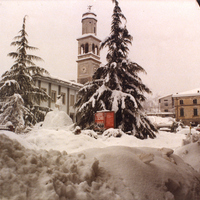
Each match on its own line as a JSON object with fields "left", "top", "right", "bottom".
{"left": 81, "top": 66, "right": 87, "bottom": 74}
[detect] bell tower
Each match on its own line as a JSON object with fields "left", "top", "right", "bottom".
{"left": 77, "top": 6, "right": 101, "bottom": 84}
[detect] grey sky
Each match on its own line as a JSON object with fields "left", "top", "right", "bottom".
{"left": 0, "top": 0, "right": 200, "bottom": 97}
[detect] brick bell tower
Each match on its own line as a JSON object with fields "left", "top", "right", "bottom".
{"left": 77, "top": 6, "right": 101, "bottom": 84}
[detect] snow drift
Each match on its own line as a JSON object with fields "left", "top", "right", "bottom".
{"left": 1, "top": 133, "right": 200, "bottom": 200}
{"left": 175, "top": 140, "right": 200, "bottom": 173}
{"left": 42, "top": 109, "right": 73, "bottom": 129}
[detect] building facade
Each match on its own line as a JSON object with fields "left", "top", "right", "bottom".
{"left": 33, "top": 74, "right": 82, "bottom": 122}
{"left": 76, "top": 9, "right": 101, "bottom": 84}
{"left": 173, "top": 89, "right": 200, "bottom": 125}
{"left": 158, "top": 94, "right": 174, "bottom": 113}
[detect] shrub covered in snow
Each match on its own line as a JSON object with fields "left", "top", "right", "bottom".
{"left": 179, "top": 128, "right": 200, "bottom": 146}
{"left": 102, "top": 128, "right": 124, "bottom": 138}
{"left": 81, "top": 130, "right": 98, "bottom": 139}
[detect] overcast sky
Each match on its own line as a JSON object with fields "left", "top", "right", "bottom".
{"left": 1, "top": 0, "right": 200, "bottom": 97}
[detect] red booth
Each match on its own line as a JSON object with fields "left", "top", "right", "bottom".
{"left": 95, "top": 111, "right": 115, "bottom": 131}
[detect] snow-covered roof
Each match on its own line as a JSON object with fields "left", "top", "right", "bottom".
{"left": 76, "top": 55, "right": 101, "bottom": 64}
{"left": 33, "top": 74, "right": 83, "bottom": 89}
{"left": 82, "top": 12, "right": 97, "bottom": 21}
{"left": 158, "top": 94, "right": 173, "bottom": 100}
{"left": 172, "top": 88, "right": 200, "bottom": 98}
{"left": 76, "top": 33, "right": 101, "bottom": 42}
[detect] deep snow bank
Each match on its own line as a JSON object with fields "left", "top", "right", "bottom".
{"left": 82, "top": 146, "right": 200, "bottom": 200}
{"left": 175, "top": 141, "right": 200, "bottom": 172}
{"left": 1, "top": 134, "right": 200, "bottom": 200}
{"left": 19, "top": 127, "right": 185, "bottom": 153}
{"left": 0, "top": 134, "right": 117, "bottom": 200}
{"left": 42, "top": 109, "right": 73, "bottom": 129}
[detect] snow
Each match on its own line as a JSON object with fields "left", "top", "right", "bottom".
{"left": 82, "top": 13, "right": 97, "bottom": 20}
{"left": 172, "top": 88, "right": 200, "bottom": 97}
{"left": 0, "top": 80, "right": 20, "bottom": 90}
{"left": 111, "top": 90, "right": 138, "bottom": 112}
{"left": 1, "top": 113, "right": 200, "bottom": 199}
{"left": 175, "top": 141, "right": 200, "bottom": 173}
{"left": 42, "top": 109, "right": 73, "bottom": 129}
{"left": 148, "top": 116, "right": 175, "bottom": 127}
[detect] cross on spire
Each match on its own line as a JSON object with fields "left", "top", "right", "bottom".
{"left": 87, "top": 5, "right": 92, "bottom": 12}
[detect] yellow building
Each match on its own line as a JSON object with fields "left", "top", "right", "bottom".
{"left": 173, "top": 88, "right": 200, "bottom": 126}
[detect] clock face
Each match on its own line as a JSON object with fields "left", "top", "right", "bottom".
{"left": 81, "top": 66, "right": 87, "bottom": 74}
{"left": 93, "top": 65, "right": 98, "bottom": 72}
{"left": 94, "top": 67, "right": 97, "bottom": 72}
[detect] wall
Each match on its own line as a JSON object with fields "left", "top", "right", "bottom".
{"left": 34, "top": 76, "right": 81, "bottom": 122}
{"left": 159, "top": 95, "right": 174, "bottom": 113}
{"left": 174, "top": 96, "right": 200, "bottom": 125}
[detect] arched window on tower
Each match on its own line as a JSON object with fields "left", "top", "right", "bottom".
{"left": 85, "top": 43, "right": 89, "bottom": 53}
{"left": 92, "top": 44, "right": 95, "bottom": 54}
{"left": 95, "top": 46, "right": 98, "bottom": 55}
{"left": 80, "top": 44, "right": 84, "bottom": 54}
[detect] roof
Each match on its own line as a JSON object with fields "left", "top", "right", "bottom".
{"left": 77, "top": 33, "right": 101, "bottom": 42}
{"left": 33, "top": 74, "right": 83, "bottom": 90}
{"left": 158, "top": 94, "right": 173, "bottom": 100}
{"left": 82, "top": 12, "right": 97, "bottom": 21}
{"left": 172, "top": 88, "right": 200, "bottom": 98}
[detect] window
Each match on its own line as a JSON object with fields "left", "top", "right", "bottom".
{"left": 92, "top": 44, "right": 95, "bottom": 53}
{"left": 85, "top": 43, "right": 89, "bottom": 53}
{"left": 164, "top": 109, "right": 168, "bottom": 112}
{"left": 193, "top": 99, "right": 197, "bottom": 104}
{"left": 180, "top": 108, "right": 184, "bottom": 117}
{"left": 61, "top": 93, "right": 66, "bottom": 105}
{"left": 194, "top": 108, "right": 198, "bottom": 116}
{"left": 80, "top": 44, "right": 84, "bottom": 54}
{"left": 70, "top": 95, "right": 75, "bottom": 106}
{"left": 51, "top": 90, "right": 56, "bottom": 103}
{"left": 164, "top": 103, "right": 168, "bottom": 106}
{"left": 95, "top": 46, "right": 98, "bottom": 55}
{"left": 180, "top": 100, "right": 183, "bottom": 105}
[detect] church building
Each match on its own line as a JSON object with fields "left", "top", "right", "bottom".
{"left": 33, "top": 7, "right": 101, "bottom": 121}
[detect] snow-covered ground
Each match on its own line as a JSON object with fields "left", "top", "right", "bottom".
{"left": 1, "top": 111, "right": 200, "bottom": 200}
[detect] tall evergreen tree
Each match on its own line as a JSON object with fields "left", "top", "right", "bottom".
{"left": 0, "top": 16, "right": 50, "bottom": 127}
{"left": 75, "top": 0, "right": 157, "bottom": 139}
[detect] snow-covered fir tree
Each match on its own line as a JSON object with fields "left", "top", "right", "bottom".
{"left": 0, "top": 16, "right": 50, "bottom": 128}
{"left": 75, "top": 0, "right": 157, "bottom": 139}
{"left": 0, "top": 94, "right": 29, "bottom": 132}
